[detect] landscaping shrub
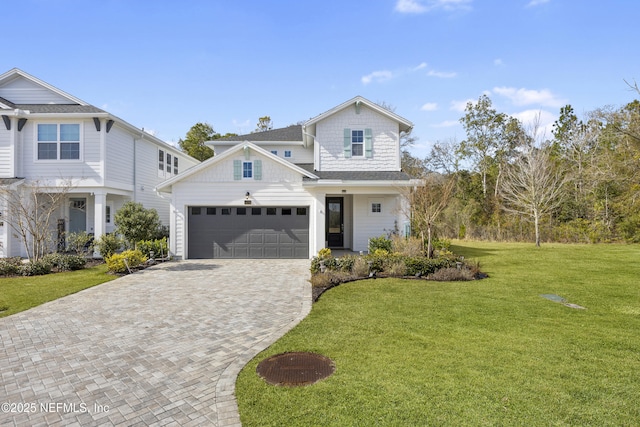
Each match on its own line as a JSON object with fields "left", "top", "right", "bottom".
{"left": 95, "top": 233, "right": 123, "bottom": 258}
{"left": 136, "top": 237, "right": 168, "bottom": 259}
{"left": 20, "top": 260, "right": 53, "bottom": 276}
{"left": 368, "top": 235, "right": 392, "bottom": 253}
{"left": 428, "top": 266, "right": 475, "bottom": 281}
{"left": 404, "top": 256, "right": 452, "bottom": 276}
{"left": 391, "top": 235, "right": 423, "bottom": 256}
{"left": 0, "top": 257, "right": 22, "bottom": 276}
{"left": 66, "top": 231, "right": 94, "bottom": 256}
{"left": 105, "top": 250, "right": 147, "bottom": 274}
{"left": 42, "top": 253, "right": 87, "bottom": 271}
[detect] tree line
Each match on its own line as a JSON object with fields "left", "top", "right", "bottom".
{"left": 404, "top": 90, "right": 640, "bottom": 246}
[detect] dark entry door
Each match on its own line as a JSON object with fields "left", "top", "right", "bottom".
{"left": 326, "top": 197, "right": 343, "bottom": 247}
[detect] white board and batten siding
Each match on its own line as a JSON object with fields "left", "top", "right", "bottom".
{"left": 352, "top": 194, "right": 402, "bottom": 251}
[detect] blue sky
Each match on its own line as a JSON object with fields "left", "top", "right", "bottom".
{"left": 4, "top": 0, "right": 639, "bottom": 158}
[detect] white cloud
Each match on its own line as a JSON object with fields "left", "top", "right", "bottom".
{"left": 509, "top": 109, "right": 557, "bottom": 140}
{"left": 432, "top": 120, "right": 460, "bottom": 128}
{"left": 427, "top": 70, "right": 457, "bottom": 78}
{"left": 395, "top": 0, "right": 472, "bottom": 14}
{"left": 361, "top": 70, "right": 394, "bottom": 85}
{"left": 450, "top": 99, "right": 475, "bottom": 112}
{"left": 361, "top": 62, "right": 428, "bottom": 85}
{"left": 395, "top": 0, "right": 427, "bottom": 13}
{"left": 421, "top": 102, "right": 438, "bottom": 111}
{"left": 493, "top": 86, "right": 566, "bottom": 108}
{"left": 526, "top": 0, "right": 550, "bottom": 7}
{"left": 493, "top": 58, "right": 504, "bottom": 66}
{"left": 413, "top": 62, "right": 428, "bottom": 71}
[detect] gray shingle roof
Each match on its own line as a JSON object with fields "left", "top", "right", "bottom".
{"left": 296, "top": 164, "right": 411, "bottom": 181}
{"left": 217, "top": 125, "right": 303, "bottom": 142}
{"left": 0, "top": 104, "right": 106, "bottom": 114}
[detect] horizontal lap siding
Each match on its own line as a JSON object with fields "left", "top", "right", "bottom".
{"left": 21, "top": 120, "right": 102, "bottom": 184}
{"left": 105, "top": 126, "right": 134, "bottom": 186}
{"left": 0, "top": 129, "right": 10, "bottom": 176}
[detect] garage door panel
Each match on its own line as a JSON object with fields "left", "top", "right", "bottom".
{"left": 189, "top": 206, "right": 308, "bottom": 259}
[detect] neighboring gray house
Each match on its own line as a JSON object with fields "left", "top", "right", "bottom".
{"left": 157, "top": 96, "right": 420, "bottom": 259}
{"left": 0, "top": 68, "right": 199, "bottom": 257}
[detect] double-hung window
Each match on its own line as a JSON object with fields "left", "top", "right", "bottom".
{"left": 344, "top": 128, "right": 373, "bottom": 158}
{"left": 351, "top": 130, "right": 364, "bottom": 157}
{"left": 37, "top": 123, "right": 80, "bottom": 160}
{"left": 243, "top": 161, "right": 253, "bottom": 178}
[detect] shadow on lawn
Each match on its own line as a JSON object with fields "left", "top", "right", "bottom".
{"left": 450, "top": 243, "right": 498, "bottom": 260}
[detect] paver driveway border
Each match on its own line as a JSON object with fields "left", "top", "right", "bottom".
{"left": 0, "top": 259, "right": 312, "bottom": 426}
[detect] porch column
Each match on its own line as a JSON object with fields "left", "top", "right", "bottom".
{"left": 312, "top": 192, "right": 327, "bottom": 256}
{"left": 93, "top": 191, "right": 106, "bottom": 257}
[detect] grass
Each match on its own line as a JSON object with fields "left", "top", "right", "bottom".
{"left": 0, "top": 264, "right": 117, "bottom": 318}
{"left": 236, "top": 242, "right": 640, "bottom": 426}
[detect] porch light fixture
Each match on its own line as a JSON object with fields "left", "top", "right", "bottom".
{"left": 245, "top": 191, "right": 250, "bottom": 199}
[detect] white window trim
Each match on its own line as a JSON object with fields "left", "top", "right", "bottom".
{"left": 242, "top": 161, "right": 253, "bottom": 179}
{"left": 34, "top": 121, "right": 84, "bottom": 162}
{"left": 351, "top": 129, "right": 365, "bottom": 158}
{"left": 368, "top": 199, "right": 383, "bottom": 216}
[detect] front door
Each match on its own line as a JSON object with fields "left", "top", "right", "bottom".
{"left": 326, "top": 197, "right": 343, "bottom": 248}
{"left": 69, "top": 198, "right": 87, "bottom": 234}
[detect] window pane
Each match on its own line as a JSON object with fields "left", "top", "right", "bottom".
{"left": 372, "top": 203, "right": 381, "bottom": 213}
{"left": 237, "top": 208, "right": 246, "bottom": 215}
{"left": 60, "top": 142, "right": 80, "bottom": 159}
{"left": 38, "top": 124, "right": 57, "bottom": 142}
{"left": 352, "top": 143, "right": 363, "bottom": 156}
{"left": 174, "top": 157, "right": 179, "bottom": 174}
{"left": 60, "top": 124, "right": 80, "bottom": 141}
{"left": 270, "top": 150, "right": 278, "bottom": 155}
{"left": 282, "top": 208, "right": 292, "bottom": 215}
{"left": 221, "top": 208, "right": 231, "bottom": 215}
{"left": 296, "top": 207, "right": 307, "bottom": 215}
{"left": 191, "top": 207, "right": 201, "bottom": 215}
{"left": 38, "top": 143, "right": 57, "bottom": 159}
{"left": 243, "top": 162, "right": 252, "bottom": 178}
{"left": 284, "top": 150, "right": 291, "bottom": 158}
{"left": 352, "top": 130, "right": 363, "bottom": 143}
{"left": 252, "top": 208, "right": 261, "bottom": 215}
{"left": 266, "top": 207, "right": 277, "bottom": 215}
{"left": 206, "top": 207, "right": 216, "bottom": 215}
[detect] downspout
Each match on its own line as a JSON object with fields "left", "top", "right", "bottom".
{"left": 133, "top": 135, "right": 138, "bottom": 202}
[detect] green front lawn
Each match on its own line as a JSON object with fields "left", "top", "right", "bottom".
{"left": 0, "top": 264, "right": 117, "bottom": 318}
{"left": 236, "top": 242, "right": 640, "bottom": 426}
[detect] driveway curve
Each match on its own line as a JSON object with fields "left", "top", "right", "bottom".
{"left": 0, "top": 259, "right": 311, "bottom": 426}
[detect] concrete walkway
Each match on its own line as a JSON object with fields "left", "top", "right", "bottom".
{"left": 0, "top": 259, "right": 312, "bottom": 426}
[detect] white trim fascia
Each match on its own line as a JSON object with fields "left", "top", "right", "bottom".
{"left": 303, "top": 96, "right": 414, "bottom": 132}
{"left": 303, "top": 179, "right": 421, "bottom": 188}
{"left": 155, "top": 141, "right": 318, "bottom": 193}
{"left": 207, "top": 140, "right": 304, "bottom": 147}
{"left": 0, "top": 68, "right": 89, "bottom": 105}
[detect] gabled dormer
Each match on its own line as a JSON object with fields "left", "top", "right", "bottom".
{"left": 302, "top": 96, "right": 413, "bottom": 172}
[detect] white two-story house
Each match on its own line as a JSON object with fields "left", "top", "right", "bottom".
{"left": 0, "top": 68, "right": 199, "bottom": 258}
{"left": 157, "top": 96, "right": 420, "bottom": 259}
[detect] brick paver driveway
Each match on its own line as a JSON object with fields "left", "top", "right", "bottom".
{"left": 0, "top": 259, "right": 311, "bottom": 426}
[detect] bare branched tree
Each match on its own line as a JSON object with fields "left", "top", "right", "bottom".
{"left": 499, "top": 117, "right": 565, "bottom": 246}
{"left": 408, "top": 173, "right": 456, "bottom": 258}
{"left": 0, "top": 179, "right": 75, "bottom": 261}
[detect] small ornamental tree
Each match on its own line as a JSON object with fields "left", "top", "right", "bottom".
{"left": 114, "top": 202, "right": 162, "bottom": 248}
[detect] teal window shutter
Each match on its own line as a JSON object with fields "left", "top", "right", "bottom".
{"left": 343, "top": 128, "right": 352, "bottom": 158}
{"left": 233, "top": 160, "right": 241, "bottom": 180}
{"left": 365, "top": 128, "right": 373, "bottom": 158}
{"left": 254, "top": 159, "right": 262, "bottom": 180}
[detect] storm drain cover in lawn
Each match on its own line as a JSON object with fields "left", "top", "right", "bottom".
{"left": 257, "top": 352, "right": 335, "bottom": 386}
{"left": 541, "top": 294, "right": 586, "bottom": 309}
